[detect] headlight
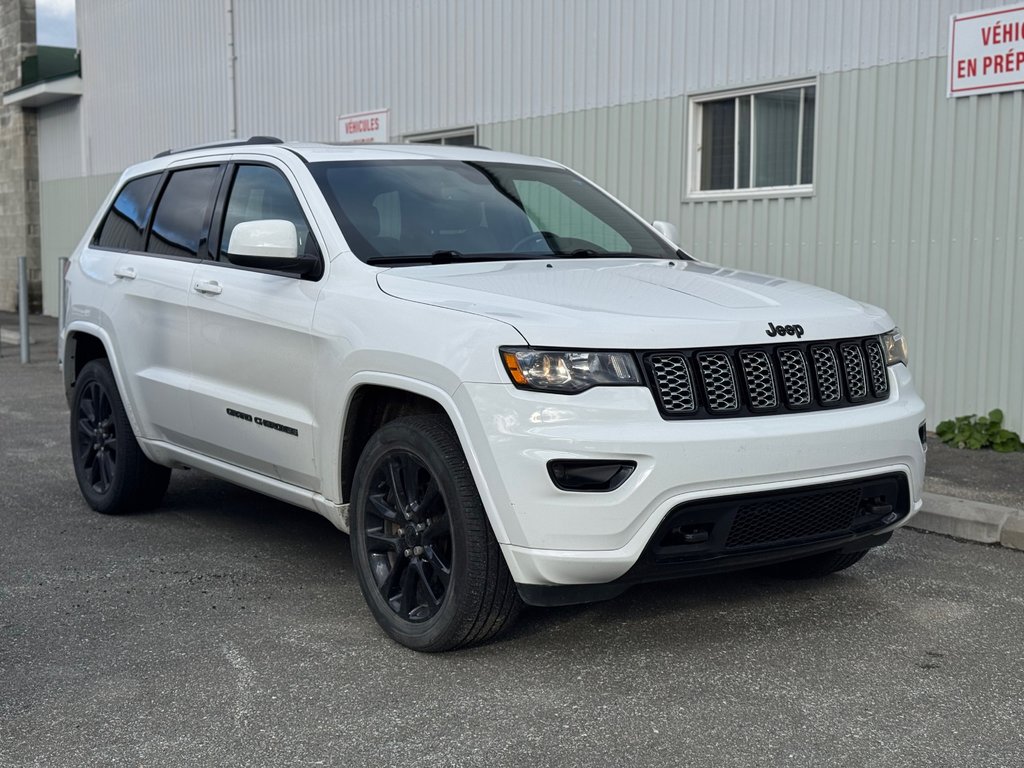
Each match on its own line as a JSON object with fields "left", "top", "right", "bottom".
{"left": 881, "top": 328, "right": 908, "bottom": 366}
{"left": 500, "top": 347, "right": 641, "bottom": 393}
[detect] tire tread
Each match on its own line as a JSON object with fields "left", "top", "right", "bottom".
{"left": 70, "top": 359, "right": 171, "bottom": 515}
{"left": 350, "top": 414, "right": 520, "bottom": 651}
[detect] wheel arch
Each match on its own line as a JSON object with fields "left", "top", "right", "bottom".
{"left": 63, "top": 325, "right": 114, "bottom": 407}
{"left": 337, "top": 375, "right": 511, "bottom": 544}
{"left": 62, "top": 323, "right": 143, "bottom": 441}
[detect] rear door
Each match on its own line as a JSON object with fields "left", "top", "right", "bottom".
{"left": 185, "top": 159, "right": 325, "bottom": 490}
{"left": 95, "top": 164, "right": 223, "bottom": 443}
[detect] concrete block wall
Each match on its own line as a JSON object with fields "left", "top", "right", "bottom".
{"left": 0, "top": 0, "right": 40, "bottom": 312}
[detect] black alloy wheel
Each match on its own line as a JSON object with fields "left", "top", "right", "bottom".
{"left": 76, "top": 377, "right": 118, "bottom": 495}
{"left": 350, "top": 414, "right": 521, "bottom": 652}
{"left": 362, "top": 449, "right": 453, "bottom": 623}
{"left": 70, "top": 359, "right": 171, "bottom": 514}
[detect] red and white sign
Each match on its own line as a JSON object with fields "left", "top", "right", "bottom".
{"left": 949, "top": 4, "right": 1024, "bottom": 97}
{"left": 337, "top": 108, "right": 390, "bottom": 143}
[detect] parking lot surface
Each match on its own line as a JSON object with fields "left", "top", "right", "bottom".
{"left": 2, "top": 345, "right": 1023, "bottom": 767}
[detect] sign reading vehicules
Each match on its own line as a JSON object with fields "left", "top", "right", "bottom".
{"left": 949, "top": 4, "right": 1024, "bottom": 96}
{"left": 337, "top": 108, "right": 390, "bottom": 143}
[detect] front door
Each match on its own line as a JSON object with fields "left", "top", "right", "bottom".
{"left": 185, "top": 162, "right": 325, "bottom": 490}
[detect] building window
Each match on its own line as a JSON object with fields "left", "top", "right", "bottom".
{"left": 690, "top": 81, "right": 815, "bottom": 196}
{"left": 405, "top": 127, "right": 477, "bottom": 146}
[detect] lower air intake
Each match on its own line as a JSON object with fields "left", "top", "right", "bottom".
{"left": 725, "top": 488, "right": 862, "bottom": 549}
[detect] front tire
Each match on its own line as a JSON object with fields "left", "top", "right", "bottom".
{"left": 70, "top": 359, "right": 171, "bottom": 514}
{"left": 350, "top": 414, "right": 521, "bottom": 651}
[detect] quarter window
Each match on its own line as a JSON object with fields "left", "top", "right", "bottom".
{"left": 147, "top": 166, "right": 222, "bottom": 258}
{"left": 94, "top": 174, "right": 161, "bottom": 251}
{"left": 692, "top": 82, "right": 815, "bottom": 194}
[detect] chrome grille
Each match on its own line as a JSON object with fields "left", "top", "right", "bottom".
{"left": 648, "top": 354, "right": 697, "bottom": 414}
{"left": 839, "top": 342, "right": 868, "bottom": 400}
{"left": 696, "top": 352, "right": 739, "bottom": 413}
{"left": 811, "top": 345, "right": 842, "bottom": 404}
{"left": 864, "top": 339, "right": 889, "bottom": 396}
{"left": 738, "top": 350, "right": 777, "bottom": 410}
{"left": 777, "top": 348, "right": 812, "bottom": 407}
{"left": 643, "top": 335, "right": 890, "bottom": 419}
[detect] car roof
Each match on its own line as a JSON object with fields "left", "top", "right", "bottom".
{"left": 129, "top": 139, "right": 564, "bottom": 177}
{"left": 285, "top": 141, "right": 563, "bottom": 167}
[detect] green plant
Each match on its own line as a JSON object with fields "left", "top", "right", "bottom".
{"left": 935, "top": 409, "right": 1024, "bottom": 452}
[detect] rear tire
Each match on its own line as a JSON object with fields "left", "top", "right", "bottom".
{"left": 350, "top": 414, "right": 521, "bottom": 651}
{"left": 771, "top": 548, "right": 869, "bottom": 579}
{"left": 70, "top": 359, "right": 171, "bottom": 515}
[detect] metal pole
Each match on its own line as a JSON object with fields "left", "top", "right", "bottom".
{"left": 18, "top": 256, "right": 30, "bottom": 364}
{"left": 57, "top": 257, "right": 69, "bottom": 358}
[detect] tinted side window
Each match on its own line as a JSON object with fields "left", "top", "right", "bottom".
{"left": 147, "top": 166, "right": 222, "bottom": 259}
{"left": 94, "top": 174, "right": 161, "bottom": 251}
{"left": 220, "top": 165, "right": 314, "bottom": 260}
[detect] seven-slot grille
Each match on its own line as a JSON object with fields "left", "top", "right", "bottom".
{"left": 644, "top": 336, "right": 890, "bottom": 418}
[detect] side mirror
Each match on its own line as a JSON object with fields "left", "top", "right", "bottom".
{"left": 227, "top": 219, "right": 317, "bottom": 275}
{"left": 652, "top": 220, "right": 680, "bottom": 246}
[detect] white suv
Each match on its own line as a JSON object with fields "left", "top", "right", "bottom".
{"left": 61, "top": 138, "right": 926, "bottom": 651}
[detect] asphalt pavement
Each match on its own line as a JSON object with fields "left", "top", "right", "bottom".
{"left": 2, "top": 315, "right": 1023, "bottom": 767}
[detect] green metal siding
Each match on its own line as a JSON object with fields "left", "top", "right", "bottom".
{"left": 480, "top": 57, "right": 1024, "bottom": 432}
{"left": 39, "top": 174, "right": 118, "bottom": 317}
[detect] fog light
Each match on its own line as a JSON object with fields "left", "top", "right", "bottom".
{"left": 547, "top": 460, "right": 636, "bottom": 492}
{"left": 919, "top": 421, "right": 928, "bottom": 450}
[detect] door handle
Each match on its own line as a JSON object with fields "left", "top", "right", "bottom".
{"left": 193, "top": 280, "right": 223, "bottom": 296}
{"left": 113, "top": 266, "right": 137, "bottom": 280}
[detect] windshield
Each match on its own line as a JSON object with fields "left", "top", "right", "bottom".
{"left": 310, "top": 160, "right": 682, "bottom": 264}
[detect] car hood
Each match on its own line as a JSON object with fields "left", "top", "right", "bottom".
{"left": 376, "top": 258, "right": 893, "bottom": 348}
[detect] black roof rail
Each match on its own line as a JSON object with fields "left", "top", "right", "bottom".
{"left": 153, "top": 136, "right": 284, "bottom": 159}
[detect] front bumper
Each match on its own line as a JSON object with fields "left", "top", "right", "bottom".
{"left": 456, "top": 364, "right": 926, "bottom": 587}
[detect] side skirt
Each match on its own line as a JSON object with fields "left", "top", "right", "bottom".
{"left": 139, "top": 438, "right": 350, "bottom": 532}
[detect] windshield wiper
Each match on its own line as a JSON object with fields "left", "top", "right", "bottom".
{"left": 548, "top": 249, "right": 667, "bottom": 260}
{"left": 366, "top": 250, "right": 482, "bottom": 266}
{"left": 365, "top": 249, "right": 678, "bottom": 266}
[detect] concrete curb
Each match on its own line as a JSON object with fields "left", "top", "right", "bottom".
{"left": 908, "top": 492, "right": 1024, "bottom": 551}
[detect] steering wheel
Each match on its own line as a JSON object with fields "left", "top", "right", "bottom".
{"left": 512, "top": 231, "right": 558, "bottom": 252}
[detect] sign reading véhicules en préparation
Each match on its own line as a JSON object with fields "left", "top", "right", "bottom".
{"left": 337, "top": 108, "right": 389, "bottom": 143}
{"left": 949, "top": 4, "right": 1024, "bottom": 97}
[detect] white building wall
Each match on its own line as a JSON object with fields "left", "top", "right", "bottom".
{"left": 74, "top": 0, "right": 1007, "bottom": 173}
{"left": 37, "top": 98, "right": 81, "bottom": 181}
{"left": 75, "top": 0, "right": 230, "bottom": 176}
{"left": 231, "top": 0, "right": 1005, "bottom": 138}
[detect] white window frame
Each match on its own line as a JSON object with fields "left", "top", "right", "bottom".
{"left": 404, "top": 126, "right": 478, "bottom": 145}
{"left": 687, "top": 77, "right": 818, "bottom": 201}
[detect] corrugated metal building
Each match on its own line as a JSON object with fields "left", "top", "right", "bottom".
{"left": 22, "top": 0, "right": 1024, "bottom": 432}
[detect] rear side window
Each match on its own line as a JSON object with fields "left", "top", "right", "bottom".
{"left": 94, "top": 174, "right": 161, "bottom": 251}
{"left": 147, "top": 166, "right": 222, "bottom": 259}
